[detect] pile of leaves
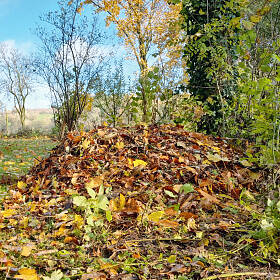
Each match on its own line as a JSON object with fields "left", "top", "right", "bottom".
{"left": 0, "top": 125, "right": 278, "bottom": 279}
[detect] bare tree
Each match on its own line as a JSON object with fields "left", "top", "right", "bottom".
{"left": 93, "top": 61, "right": 132, "bottom": 127}
{"left": 0, "top": 44, "right": 33, "bottom": 130}
{"left": 35, "top": 0, "right": 108, "bottom": 138}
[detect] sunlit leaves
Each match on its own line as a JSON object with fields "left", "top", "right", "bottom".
{"left": 0, "top": 125, "right": 268, "bottom": 278}
{"left": 14, "top": 268, "right": 39, "bottom": 280}
{"left": 43, "top": 270, "right": 63, "bottom": 280}
{"left": 1, "top": 209, "right": 17, "bottom": 218}
{"left": 81, "top": 138, "right": 91, "bottom": 150}
{"left": 17, "top": 181, "right": 27, "bottom": 190}
{"left": 167, "top": 255, "right": 176, "bottom": 263}
{"left": 133, "top": 159, "right": 147, "bottom": 167}
{"left": 148, "top": 211, "right": 164, "bottom": 222}
{"left": 73, "top": 196, "right": 87, "bottom": 207}
{"left": 115, "top": 141, "right": 124, "bottom": 150}
{"left": 21, "top": 245, "right": 36, "bottom": 257}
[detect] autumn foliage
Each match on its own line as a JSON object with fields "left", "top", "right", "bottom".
{"left": 0, "top": 125, "right": 272, "bottom": 279}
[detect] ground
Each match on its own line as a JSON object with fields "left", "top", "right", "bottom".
{"left": 0, "top": 125, "right": 279, "bottom": 280}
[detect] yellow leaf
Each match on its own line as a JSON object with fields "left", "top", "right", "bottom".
{"left": 76, "top": 6, "right": 84, "bottom": 14}
{"left": 39, "top": 232, "right": 46, "bottom": 242}
{"left": 167, "top": 255, "right": 176, "bottom": 263}
{"left": 82, "top": 138, "right": 91, "bottom": 149}
{"left": 133, "top": 159, "right": 147, "bottom": 168}
{"left": 21, "top": 245, "right": 35, "bottom": 257}
{"left": 178, "top": 156, "right": 185, "bottom": 163}
{"left": 211, "top": 146, "right": 220, "bottom": 153}
{"left": 1, "top": 209, "right": 16, "bottom": 218}
{"left": 202, "top": 159, "right": 211, "bottom": 165}
{"left": 86, "top": 176, "right": 103, "bottom": 188}
{"left": 115, "top": 141, "right": 124, "bottom": 150}
{"left": 54, "top": 225, "right": 68, "bottom": 237}
{"left": 4, "top": 161, "right": 15, "bottom": 165}
{"left": 15, "top": 268, "right": 38, "bottom": 280}
{"left": 17, "top": 181, "right": 27, "bottom": 189}
{"left": 119, "top": 193, "right": 126, "bottom": 210}
{"left": 250, "top": 15, "right": 262, "bottom": 23}
{"left": 127, "top": 158, "right": 133, "bottom": 169}
{"left": 147, "top": 211, "right": 164, "bottom": 222}
{"left": 199, "top": 9, "right": 205, "bottom": 15}
{"left": 9, "top": 219, "right": 18, "bottom": 226}
{"left": 74, "top": 214, "right": 84, "bottom": 229}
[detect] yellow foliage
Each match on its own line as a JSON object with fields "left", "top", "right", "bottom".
{"left": 14, "top": 268, "right": 39, "bottom": 280}
{"left": 1, "top": 209, "right": 17, "bottom": 218}
{"left": 80, "top": 0, "right": 183, "bottom": 75}
{"left": 133, "top": 159, "right": 147, "bottom": 167}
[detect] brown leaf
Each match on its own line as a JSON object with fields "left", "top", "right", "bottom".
{"left": 197, "top": 189, "right": 220, "bottom": 205}
{"left": 81, "top": 273, "right": 106, "bottom": 280}
{"left": 180, "top": 212, "right": 198, "bottom": 220}
{"left": 157, "top": 219, "right": 179, "bottom": 228}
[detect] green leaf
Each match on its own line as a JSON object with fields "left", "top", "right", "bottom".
{"left": 276, "top": 201, "right": 280, "bottom": 212}
{"left": 198, "top": 9, "right": 205, "bottom": 15}
{"left": 167, "top": 255, "right": 176, "bottom": 263}
{"left": 43, "top": 270, "right": 63, "bottom": 280}
{"left": 164, "top": 190, "right": 176, "bottom": 198}
{"left": 86, "top": 187, "right": 96, "bottom": 199}
{"left": 98, "top": 184, "right": 105, "bottom": 196}
{"left": 180, "top": 184, "right": 194, "bottom": 194}
{"left": 97, "top": 195, "right": 109, "bottom": 210}
{"left": 106, "top": 210, "right": 112, "bottom": 222}
{"left": 73, "top": 196, "right": 88, "bottom": 207}
{"left": 86, "top": 214, "right": 96, "bottom": 226}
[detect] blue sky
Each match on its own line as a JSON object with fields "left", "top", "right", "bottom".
{"left": 0, "top": 0, "right": 59, "bottom": 109}
{"left": 0, "top": 0, "right": 138, "bottom": 110}
{"left": 0, "top": 0, "right": 58, "bottom": 46}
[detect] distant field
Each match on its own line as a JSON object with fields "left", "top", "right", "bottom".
{"left": 0, "top": 108, "right": 54, "bottom": 135}
{"left": 0, "top": 137, "right": 57, "bottom": 188}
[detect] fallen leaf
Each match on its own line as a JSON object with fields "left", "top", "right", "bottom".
{"left": 197, "top": 189, "right": 220, "bottom": 205}
{"left": 43, "top": 270, "right": 63, "bottom": 280}
{"left": 157, "top": 219, "right": 179, "bottom": 228}
{"left": 133, "top": 159, "right": 147, "bottom": 167}
{"left": 15, "top": 268, "right": 39, "bottom": 280}
{"left": 1, "top": 209, "right": 16, "bottom": 218}
{"left": 207, "top": 153, "right": 229, "bottom": 162}
{"left": 115, "top": 141, "right": 124, "bottom": 150}
{"left": 21, "top": 245, "right": 36, "bottom": 257}
{"left": 147, "top": 211, "right": 164, "bottom": 222}
{"left": 167, "top": 255, "right": 176, "bottom": 263}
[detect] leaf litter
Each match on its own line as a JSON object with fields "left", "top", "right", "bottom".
{"left": 0, "top": 125, "right": 278, "bottom": 279}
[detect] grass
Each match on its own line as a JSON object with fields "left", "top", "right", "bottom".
{"left": 0, "top": 136, "right": 57, "bottom": 187}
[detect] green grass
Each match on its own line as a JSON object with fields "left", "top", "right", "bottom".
{"left": 0, "top": 136, "right": 57, "bottom": 186}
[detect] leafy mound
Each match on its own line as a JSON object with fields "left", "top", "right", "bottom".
{"left": 0, "top": 125, "right": 274, "bottom": 279}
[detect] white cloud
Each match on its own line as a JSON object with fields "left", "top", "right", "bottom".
{"left": 0, "top": 39, "right": 35, "bottom": 55}
{"left": 27, "top": 83, "right": 51, "bottom": 109}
